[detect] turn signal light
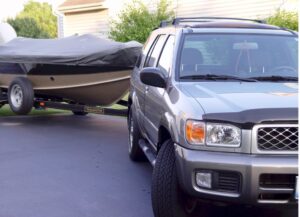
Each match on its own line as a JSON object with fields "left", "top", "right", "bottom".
{"left": 186, "top": 120, "right": 205, "bottom": 145}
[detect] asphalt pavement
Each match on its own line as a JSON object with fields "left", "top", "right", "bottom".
{"left": 0, "top": 114, "right": 297, "bottom": 217}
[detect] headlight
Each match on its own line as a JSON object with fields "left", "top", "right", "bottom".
{"left": 206, "top": 123, "right": 241, "bottom": 147}
{"left": 185, "top": 120, "right": 241, "bottom": 147}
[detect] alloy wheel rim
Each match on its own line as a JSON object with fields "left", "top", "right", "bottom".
{"left": 10, "top": 84, "right": 23, "bottom": 108}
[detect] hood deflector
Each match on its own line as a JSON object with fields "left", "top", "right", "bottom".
{"left": 202, "top": 108, "right": 298, "bottom": 129}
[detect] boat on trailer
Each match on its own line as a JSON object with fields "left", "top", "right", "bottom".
{"left": 0, "top": 24, "right": 142, "bottom": 115}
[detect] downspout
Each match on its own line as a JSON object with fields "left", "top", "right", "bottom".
{"left": 53, "top": 9, "right": 64, "bottom": 38}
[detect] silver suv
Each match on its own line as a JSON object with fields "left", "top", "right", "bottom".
{"left": 128, "top": 17, "right": 298, "bottom": 217}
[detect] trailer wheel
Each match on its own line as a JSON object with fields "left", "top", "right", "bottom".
{"left": 8, "top": 77, "right": 34, "bottom": 115}
{"left": 0, "top": 89, "right": 4, "bottom": 108}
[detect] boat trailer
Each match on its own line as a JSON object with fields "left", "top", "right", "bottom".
{"left": 0, "top": 89, "right": 128, "bottom": 117}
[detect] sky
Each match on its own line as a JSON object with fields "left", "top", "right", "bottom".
{"left": 0, "top": 0, "right": 64, "bottom": 21}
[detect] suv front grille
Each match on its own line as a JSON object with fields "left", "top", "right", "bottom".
{"left": 257, "top": 126, "right": 298, "bottom": 151}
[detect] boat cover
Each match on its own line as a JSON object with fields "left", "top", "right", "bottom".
{"left": 0, "top": 34, "right": 142, "bottom": 71}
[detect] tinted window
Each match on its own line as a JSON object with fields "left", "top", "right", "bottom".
{"left": 157, "top": 35, "right": 175, "bottom": 75}
{"left": 145, "top": 35, "right": 167, "bottom": 67}
{"left": 180, "top": 34, "right": 298, "bottom": 78}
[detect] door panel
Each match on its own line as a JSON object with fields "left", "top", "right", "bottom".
{"left": 144, "top": 35, "right": 175, "bottom": 145}
{"left": 131, "top": 34, "right": 160, "bottom": 135}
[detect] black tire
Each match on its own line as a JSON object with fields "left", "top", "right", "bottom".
{"left": 72, "top": 111, "right": 88, "bottom": 116}
{"left": 8, "top": 77, "right": 34, "bottom": 115}
{"left": 0, "top": 89, "right": 4, "bottom": 109}
{"left": 152, "top": 140, "right": 198, "bottom": 217}
{"left": 128, "top": 107, "right": 146, "bottom": 161}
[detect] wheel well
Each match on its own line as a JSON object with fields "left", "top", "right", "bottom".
{"left": 158, "top": 126, "right": 172, "bottom": 151}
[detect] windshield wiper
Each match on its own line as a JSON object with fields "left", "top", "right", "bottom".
{"left": 247, "top": 75, "right": 298, "bottom": 81}
{"left": 180, "top": 74, "right": 257, "bottom": 82}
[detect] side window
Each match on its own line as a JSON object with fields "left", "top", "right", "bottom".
{"left": 139, "top": 34, "right": 159, "bottom": 69}
{"left": 145, "top": 34, "right": 167, "bottom": 67}
{"left": 157, "top": 35, "right": 175, "bottom": 76}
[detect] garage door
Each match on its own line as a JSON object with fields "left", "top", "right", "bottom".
{"left": 64, "top": 9, "right": 109, "bottom": 38}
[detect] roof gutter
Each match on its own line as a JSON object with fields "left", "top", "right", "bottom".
{"left": 58, "top": 3, "right": 107, "bottom": 13}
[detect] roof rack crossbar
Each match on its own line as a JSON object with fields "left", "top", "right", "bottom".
{"left": 172, "top": 17, "right": 266, "bottom": 25}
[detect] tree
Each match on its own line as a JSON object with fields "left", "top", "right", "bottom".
{"left": 7, "top": 0, "right": 57, "bottom": 38}
{"left": 266, "top": 9, "right": 298, "bottom": 31}
{"left": 109, "top": 0, "right": 174, "bottom": 43}
{"left": 7, "top": 17, "right": 50, "bottom": 38}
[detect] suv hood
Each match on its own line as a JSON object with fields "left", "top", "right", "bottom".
{"left": 180, "top": 82, "right": 298, "bottom": 114}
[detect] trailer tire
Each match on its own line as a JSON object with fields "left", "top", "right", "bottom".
{"left": 0, "top": 89, "right": 4, "bottom": 108}
{"left": 8, "top": 77, "right": 34, "bottom": 115}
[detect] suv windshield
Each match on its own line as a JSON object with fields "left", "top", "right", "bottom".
{"left": 179, "top": 34, "right": 298, "bottom": 81}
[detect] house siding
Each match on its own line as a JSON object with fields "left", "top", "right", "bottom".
{"left": 174, "top": 0, "right": 286, "bottom": 19}
{"left": 63, "top": 9, "right": 108, "bottom": 37}
{"left": 57, "top": 0, "right": 297, "bottom": 38}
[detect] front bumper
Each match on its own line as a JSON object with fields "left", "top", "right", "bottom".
{"left": 175, "top": 144, "right": 298, "bottom": 205}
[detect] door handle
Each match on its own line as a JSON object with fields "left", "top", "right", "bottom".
{"left": 145, "top": 86, "right": 149, "bottom": 92}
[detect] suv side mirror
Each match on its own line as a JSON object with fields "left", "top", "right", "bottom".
{"left": 140, "top": 67, "right": 166, "bottom": 88}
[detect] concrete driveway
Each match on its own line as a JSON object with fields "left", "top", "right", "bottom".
{"left": 0, "top": 114, "right": 296, "bottom": 217}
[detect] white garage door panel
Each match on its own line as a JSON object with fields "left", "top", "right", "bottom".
{"left": 64, "top": 9, "right": 109, "bottom": 37}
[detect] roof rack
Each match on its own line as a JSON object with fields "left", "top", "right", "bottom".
{"left": 173, "top": 17, "right": 266, "bottom": 25}
{"left": 159, "top": 17, "right": 266, "bottom": 27}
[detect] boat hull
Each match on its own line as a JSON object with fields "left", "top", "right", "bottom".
{"left": 0, "top": 65, "right": 131, "bottom": 106}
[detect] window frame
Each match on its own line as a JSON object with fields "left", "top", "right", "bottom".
{"left": 156, "top": 35, "right": 175, "bottom": 77}
{"left": 144, "top": 34, "right": 167, "bottom": 68}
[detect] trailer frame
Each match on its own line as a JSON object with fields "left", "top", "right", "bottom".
{"left": 0, "top": 88, "right": 128, "bottom": 117}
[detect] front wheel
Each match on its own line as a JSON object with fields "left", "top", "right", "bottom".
{"left": 151, "top": 140, "right": 198, "bottom": 217}
{"left": 128, "top": 107, "right": 146, "bottom": 161}
{"left": 8, "top": 77, "right": 34, "bottom": 115}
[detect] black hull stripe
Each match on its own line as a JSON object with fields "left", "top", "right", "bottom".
{"left": 0, "top": 63, "right": 132, "bottom": 75}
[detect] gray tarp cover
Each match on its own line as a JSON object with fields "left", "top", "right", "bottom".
{"left": 0, "top": 34, "right": 142, "bottom": 68}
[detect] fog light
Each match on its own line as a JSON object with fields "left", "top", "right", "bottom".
{"left": 196, "top": 172, "right": 212, "bottom": 189}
